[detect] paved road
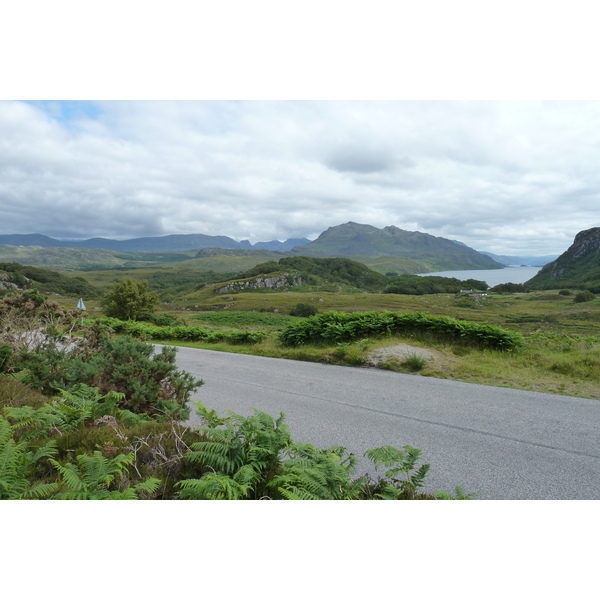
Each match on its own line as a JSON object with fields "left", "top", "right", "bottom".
{"left": 172, "top": 346, "right": 600, "bottom": 499}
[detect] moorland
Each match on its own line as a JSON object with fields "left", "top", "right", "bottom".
{"left": 2, "top": 245, "right": 599, "bottom": 401}
{"left": 2, "top": 234, "right": 599, "bottom": 500}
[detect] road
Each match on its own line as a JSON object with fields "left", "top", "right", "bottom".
{"left": 172, "top": 346, "right": 600, "bottom": 499}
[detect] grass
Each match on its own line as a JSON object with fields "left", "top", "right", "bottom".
{"left": 50, "top": 283, "right": 600, "bottom": 400}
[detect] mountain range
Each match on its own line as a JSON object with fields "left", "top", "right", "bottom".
{"left": 480, "top": 252, "right": 559, "bottom": 267}
{"left": 0, "top": 223, "right": 558, "bottom": 273}
{"left": 0, "top": 232, "right": 310, "bottom": 253}
{"left": 287, "top": 222, "right": 503, "bottom": 269}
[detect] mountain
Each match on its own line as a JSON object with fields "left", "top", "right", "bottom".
{"left": 287, "top": 222, "right": 503, "bottom": 270}
{"left": 526, "top": 227, "right": 600, "bottom": 290}
{"left": 0, "top": 224, "right": 504, "bottom": 273}
{"left": 0, "top": 233, "right": 309, "bottom": 253}
{"left": 480, "top": 252, "right": 559, "bottom": 267}
{"left": 251, "top": 238, "right": 311, "bottom": 251}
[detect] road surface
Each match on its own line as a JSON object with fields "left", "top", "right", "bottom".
{"left": 171, "top": 346, "right": 600, "bottom": 499}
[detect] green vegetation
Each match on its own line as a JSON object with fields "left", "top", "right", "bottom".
{"left": 1, "top": 290, "right": 466, "bottom": 500}
{"left": 279, "top": 311, "right": 524, "bottom": 351}
{"left": 383, "top": 274, "right": 488, "bottom": 295}
{"left": 526, "top": 228, "right": 600, "bottom": 292}
{"left": 289, "top": 302, "right": 319, "bottom": 317}
{"left": 100, "top": 286, "right": 600, "bottom": 400}
{"left": 97, "top": 317, "right": 268, "bottom": 345}
{"left": 286, "top": 222, "right": 501, "bottom": 270}
{"left": 574, "top": 290, "right": 596, "bottom": 303}
{"left": 489, "top": 282, "right": 531, "bottom": 293}
{"left": 234, "top": 256, "right": 389, "bottom": 291}
{"left": 176, "top": 404, "right": 461, "bottom": 500}
{"left": 0, "top": 262, "right": 100, "bottom": 298}
{"left": 195, "top": 311, "right": 296, "bottom": 328}
{"left": 4, "top": 254, "right": 600, "bottom": 404}
{"left": 100, "top": 278, "right": 160, "bottom": 321}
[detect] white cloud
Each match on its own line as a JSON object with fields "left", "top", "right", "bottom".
{"left": 1, "top": 99, "right": 600, "bottom": 254}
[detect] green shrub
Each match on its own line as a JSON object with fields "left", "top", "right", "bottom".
{"left": 176, "top": 404, "right": 465, "bottom": 500}
{"left": 13, "top": 328, "right": 203, "bottom": 421}
{"left": 289, "top": 302, "right": 319, "bottom": 317}
{"left": 147, "top": 313, "right": 185, "bottom": 327}
{"left": 279, "top": 310, "right": 524, "bottom": 351}
{"left": 97, "top": 318, "right": 267, "bottom": 345}
{"left": 574, "top": 291, "right": 596, "bottom": 303}
{"left": 0, "top": 345, "right": 12, "bottom": 373}
{"left": 402, "top": 353, "right": 427, "bottom": 371}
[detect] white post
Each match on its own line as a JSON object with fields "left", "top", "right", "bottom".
{"left": 77, "top": 298, "right": 86, "bottom": 327}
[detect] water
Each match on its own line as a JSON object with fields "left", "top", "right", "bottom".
{"left": 417, "top": 266, "right": 542, "bottom": 287}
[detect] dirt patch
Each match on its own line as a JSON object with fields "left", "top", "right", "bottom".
{"left": 366, "top": 343, "right": 456, "bottom": 371}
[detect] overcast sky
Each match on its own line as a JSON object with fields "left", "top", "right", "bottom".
{"left": 4, "top": 2, "right": 600, "bottom": 258}
{"left": 2, "top": 99, "right": 599, "bottom": 256}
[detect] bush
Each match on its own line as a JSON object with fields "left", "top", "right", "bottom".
{"left": 289, "top": 302, "right": 319, "bottom": 317}
{"left": 279, "top": 310, "right": 524, "bottom": 351}
{"left": 489, "top": 282, "right": 531, "bottom": 293}
{"left": 147, "top": 313, "right": 185, "bottom": 327}
{"left": 0, "top": 345, "right": 12, "bottom": 373}
{"left": 13, "top": 326, "right": 203, "bottom": 421}
{"left": 573, "top": 291, "right": 596, "bottom": 303}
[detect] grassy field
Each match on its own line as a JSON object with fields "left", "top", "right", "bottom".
{"left": 76, "top": 287, "right": 600, "bottom": 401}
{"left": 41, "top": 255, "right": 600, "bottom": 401}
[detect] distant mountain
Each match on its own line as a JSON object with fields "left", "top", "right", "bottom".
{"left": 0, "top": 233, "right": 310, "bottom": 253}
{"left": 526, "top": 227, "right": 600, "bottom": 290}
{"left": 251, "top": 238, "right": 311, "bottom": 251}
{"left": 480, "top": 252, "right": 559, "bottom": 267}
{"left": 288, "top": 222, "right": 503, "bottom": 271}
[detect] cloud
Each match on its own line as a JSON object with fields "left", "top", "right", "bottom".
{"left": 1, "top": 100, "right": 599, "bottom": 255}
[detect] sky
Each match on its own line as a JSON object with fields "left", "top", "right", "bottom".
{"left": 2, "top": 2, "right": 600, "bottom": 261}
{"left": 2, "top": 99, "right": 599, "bottom": 257}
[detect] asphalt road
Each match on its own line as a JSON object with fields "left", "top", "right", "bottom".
{"left": 172, "top": 346, "right": 600, "bottom": 499}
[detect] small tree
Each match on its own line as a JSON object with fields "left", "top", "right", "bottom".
{"left": 289, "top": 302, "right": 318, "bottom": 317}
{"left": 573, "top": 290, "right": 596, "bottom": 303}
{"left": 101, "top": 278, "right": 159, "bottom": 321}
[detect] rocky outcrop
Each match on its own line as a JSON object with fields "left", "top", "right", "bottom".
{"left": 213, "top": 273, "right": 305, "bottom": 293}
{"left": 526, "top": 227, "right": 600, "bottom": 289}
{"left": 0, "top": 272, "right": 24, "bottom": 290}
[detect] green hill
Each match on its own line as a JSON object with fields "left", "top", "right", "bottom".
{"left": 235, "top": 256, "right": 389, "bottom": 291}
{"left": 526, "top": 227, "right": 600, "bottom": 291}
{"left": 287, "top": 222, "right": 503, "bottom": 271}
{"left": 0, "top": 262, "right": 102, "bottom": 298}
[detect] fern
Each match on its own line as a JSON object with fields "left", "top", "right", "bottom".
{"left": 271, "top": 442, "right": 365, "bottom": 500}
{"left": 434, "top": 486, "right": 476, "bottom": 500}
{"left": 50, "top": 450, "right": 160, "bottom": 500}
{"left": 0, "top": 415, "right": 58, "bottom": 499}
{"left": 364, "top": 445, "right": 432, "bottom": 498}
{"left": 177, "top": 465, "right": 258, "bottom": 500}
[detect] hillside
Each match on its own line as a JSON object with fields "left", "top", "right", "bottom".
{"left": 234, "top": 256, "right": 390, "bottom": 291}
{"left": 0, "top": 245, "right": 199, "bottom": 270}
{"left": 287, "top": 222, "right": 503, "bottom": 271}
{"left": 526, "top": 227, "right": 600, "bottom": 291}
{"left": 0, "top": 223, "right": 507, "bottom": 276}
{"left": 0, "top": 262, "right": 101, "bottom": 298}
